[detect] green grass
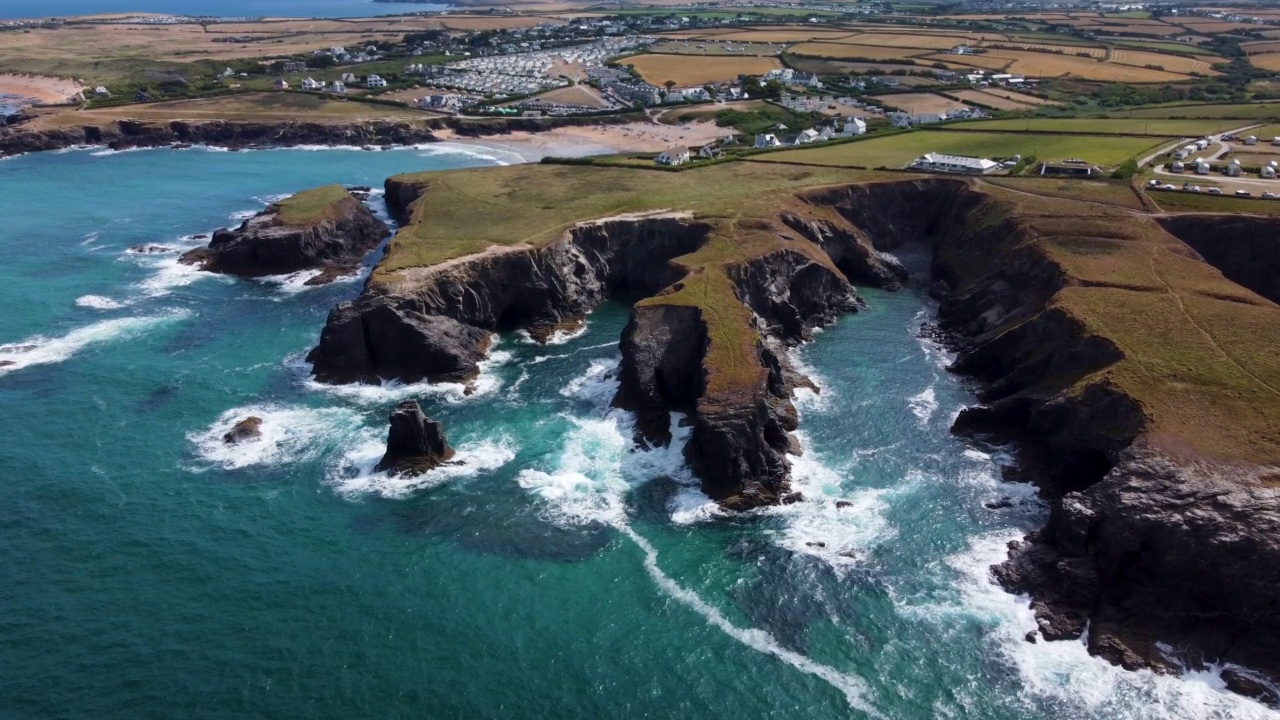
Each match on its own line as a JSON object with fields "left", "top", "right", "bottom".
{"left": 1153, "top": 190, "right": 1280, "bottom": 216}
{"left": 275, "top": 184, "right": 351, "bottom": 224}
{"left": 1123, "top": 102, "right": 1280, "bottom": 120}
{"left": 748, "top": 130, "right": 1164, "bottom": 168}
{"left": 981, "top": 176, "right": 1146, "bottom": 209}
{"left": 954, "top": 117, "right": 1241, "bottom": 136}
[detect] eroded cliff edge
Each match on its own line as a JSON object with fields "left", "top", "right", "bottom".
{"left": 306, "top": 163, "right": 1280, "bottom": 698}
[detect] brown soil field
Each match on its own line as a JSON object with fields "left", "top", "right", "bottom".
{"left": 988, "top": 42, "right": 1107, "bottom": 58}
{"left": 921, "top": 53, "right": 1011, "bottom": 71}
{"left": 787, "top": 42, "right": 930, "bottom": 61}
{"left": 1108, "top": 48, "right": 1216, "bottom": 75}
{"left": 1243, "top": 41, "right": 1280, "bottom": 55}
{"left": 1251, "top": 53, "right": 1280, "bottom": 73}
{"left": 839, "top": 32, "right": 977, "bottom": 50}
{"left": 951, "top": 89, "right": 1035, "bottom": 110}
{"left": 993, "top": 49, "right": 1193, "bottom": 82}
{"left": 654, "top": 29, "right": 742, "bottom": 39}
{"left": 712, "top": 29, "right": 859, "bottom": 43}
{"left": 975, "top": 87, "right": 1055, "bottom": 105}
{"left": 622, "top": 54, "right": 783, "bottom": 86}
{"left": 650, "top": 40, "right": 786, "bottom": 56}
{"left": 878, "top": 92, "right": 966, "bottom": 114}
{"left": 522, "top": 84, "right": 610, "bottom": 108}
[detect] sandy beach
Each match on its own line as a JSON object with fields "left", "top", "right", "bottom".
{"left": 0, "top": 73, "right": 84, "bottom": 106}
{"left": 434, "top": 119, "right": 737, "bottom": 162}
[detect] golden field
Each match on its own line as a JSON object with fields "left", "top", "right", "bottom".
{"left": 623, "top": 54, "right": 783, "bottom": 85}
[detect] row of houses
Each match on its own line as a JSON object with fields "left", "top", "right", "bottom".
{"left": 754, "top": 118, "right": 868, "bottom": 149}
{"left": 888, "top": 106, "right": 987, "bottom": 128}
{"left": 273, "top": 73, "right": 387, "bottom": 93}
{"left": 763, "top": 68, "right": 823, "bottom": 89}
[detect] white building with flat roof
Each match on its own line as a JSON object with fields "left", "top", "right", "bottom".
{"left": 909, "top": 152, "right": 1000, "bottom": 175}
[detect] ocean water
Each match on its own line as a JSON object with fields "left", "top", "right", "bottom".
{"left": 1, "top": 0, "right": 448, "bottom": 20}
{"left": 0, "top": 145, "right": 1275, "bottom": 720}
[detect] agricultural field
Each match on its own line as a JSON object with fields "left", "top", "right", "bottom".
{"left": 986, "top": 42, "right": 1106, "bottom": 58}
{"left": 1107, "top": 48, "right": 1218, "bottom": 75}
{"left": 837, "top": 33, "right": 975, "bottom": 51}
{"left": 980, "top": 177, "right": 1146, "bottom": 209}
{"left": 713, "top": 29, "right": 860, "bottom": 43}
{"left": 1110, "top": 39, "right": 1220, "bottom": 56}
{"left": 951, "top": 89, "right": 1044, "bottom": 110}
{"left": 622, "top": 54, "right": 783, "bottom": 86}
{"left": 994, "top": 49, "right": 1193, "bottom": 83}
{"left": 958, "top": 118, "right": 1243, "bottom": 137}
{"left": 1250, "top": 54, "right": 1280, "bottom": 73}
{"left": 1243, "top": 41, "right": 1280, "bottom": 55}
{"left": 1125, "top": 103, "right": 1280, "bottom": 120}
{"left": 1152, "top": 191, "right": 1280, "bottom": 216}
{"left": 747, "top": 130, "right": 1163, "bottom": 169}
{"left": 649, "top": 40, "right": 785, "bottom": 56}
{"left": 878, "top": 92, "right": 967, "bottom": 114}
{"left": 787, "top": 43, "right": 928, "bottom": 61}
{"left": 922, "top": 53, "right": 1011, "bottom": 71}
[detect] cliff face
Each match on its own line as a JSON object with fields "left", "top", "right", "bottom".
{"left": 1158, "top": 214, "right": 1280, "bottom": 305}
{"left": 180, "top": 186, "right": 387, "bottom": 282}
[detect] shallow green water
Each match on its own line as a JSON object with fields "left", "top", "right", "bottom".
{"left": 0, "top": 146, "right": 1272, "bottom": 720}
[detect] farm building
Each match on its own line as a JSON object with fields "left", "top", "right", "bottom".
{"left": 908, "top": 152, "right": 1000, "bottom": 175}
{"left": 1039, "top": 161, "right": 1103, "bottom": 178}
{"left": 655, "top": 146, "right": 690, "bottom": 166}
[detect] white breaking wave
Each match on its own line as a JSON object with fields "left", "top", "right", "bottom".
{"left": 909, "top": 532, "right": 1278, "bottom": 719}
{"left": 75, "top": 295, "right": 127, "bottom": 310}
{"left": 188, "top": 403, "right": 360, "bottom": 471}
{"left": 559, "top": 356, "right": 620, "bottom": 406}
{"left": 80, "top": 231, "right": 100, "bottom": 246}
{"left": 0, "top": 312, "right": 184, "bottom": 376}
{"left": 757, "top": 434, "right": 897, "bottom": 565}
{"left": 302, "top": 349, "right": 513, "bottom": 405}
{"left": 415, "top": 141, "right": 524, "bottom": 166}
{"left": 909, "top": 386, "right": 938, "bottom": 426}
{"left": 329, "top": 426, "right": 516, "bottom": 500}
{"left": 133, "top": 254, "right": 219, "bottom": 297}
{"left": 228, "top": 209, "right": 257, "bottom": 221}
{"left": 518, "top": 322, "right": 589, "bottom": 346}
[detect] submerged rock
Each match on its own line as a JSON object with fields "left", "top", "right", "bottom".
{"left": 374, "top": 400, "right": 456, "bottom": 477}
{"left": 223, "top": 416, "right": 263, "bottom": 444}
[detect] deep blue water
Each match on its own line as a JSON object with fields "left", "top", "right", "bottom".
{"left": 2, "top": 0, "right": 447, "bottom": 20}
{"left": 0, "top": 145, "right": 1273, "bottom": 720}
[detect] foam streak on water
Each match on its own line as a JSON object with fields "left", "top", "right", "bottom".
{"left": 0, "top": 313, "right": 184, "bottom": 376}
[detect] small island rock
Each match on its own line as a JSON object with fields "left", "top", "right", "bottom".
{"left": 374, "top": 400, "right": 456, "bottom": 477}
{"left": 223, "top": 416, "right": 263, "bottom": 444}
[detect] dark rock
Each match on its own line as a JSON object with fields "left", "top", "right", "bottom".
{"left": 984, "top": 497, "right": 1014, "bottom": 510}
{"left": 223, "top": 416, "right": 263, "bottom": 444}
{"left": 805, "top": 541, "right": 826, "bottom": 548}
{"left": 1024, "top": 631, "right": 1038, "bottom": 644}
{"left": 835, "top": 500, "right": 853, "bottom": 509}
{"left": 127, "top": 244, "right": 176, "bottom": 254}
{"left": 180, "top": 187, "right": 387, "bottom": 279}
{"left": 374, "top": 400, "right": 455, "bottom": 477}
{"left": 781, "top": 491, "right": 805, "bottom": 505}
{"left": 1222, "top": 668, "right": 1280, "bottom": 707}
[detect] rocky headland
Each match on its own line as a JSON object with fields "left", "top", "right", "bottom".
{"left": 299, "top": 162, "right": 1280, "bottom": 701}
{"left": 180, "top": 185, "right": 387, "bottom": 283}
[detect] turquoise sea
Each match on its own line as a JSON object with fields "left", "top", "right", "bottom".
{"left": 0, "top": 144, "right": 1273, "bottom": 720}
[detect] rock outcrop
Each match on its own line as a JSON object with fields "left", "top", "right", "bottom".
{"left": 180, "top": 185, "right": 386, "bottom": 283}
{"left": 223, "top": 417, "right": 263, "bottom": 444}
{"left": 374, "top": 400, "right": 455, "bottom": 476}
{"left": 1158, "top": 214, "right": 1280, "bottom": 304}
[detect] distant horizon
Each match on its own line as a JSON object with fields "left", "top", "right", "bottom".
{"left": 0, "top": 0, "right": 449, "bottom": 21}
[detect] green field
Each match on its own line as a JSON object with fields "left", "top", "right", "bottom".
{"left": 955, "top": 117, "right": 1242, "bottom": 136}
{"left": 1152, "top": 190, "right": 1280, "bottom": 215}
{"left": 1122, "top": 103, "right": 1280, "bottom": 120}
{"left": 276, "top": 184, "right": 350, "bottom": 224}
{"left": 748, "top": 131, "right": 1164, "bottom": 169}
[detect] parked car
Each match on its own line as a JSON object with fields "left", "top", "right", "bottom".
{"left": 1263, "top": 192, "right": 1277, "bottom": 199}
{"left": 1162, "top": 183, "right": 1177, "bottom": 190}
{"left": 1236, "top": 190, "right": 1252, "bottom": 197}
{"left": 1191, "top": 186, "right": 1202, "bottom": 193}
{"left": 1208, "top": 187, "right": 1223, "bottom": 194}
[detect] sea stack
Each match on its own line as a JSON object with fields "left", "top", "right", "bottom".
{"left": 180, "top": 184, "right": 386, "bottom": 284}
{"left": 374, "top": 400, "right": 456, "bottom": 477}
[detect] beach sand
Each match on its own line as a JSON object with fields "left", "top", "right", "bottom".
{"left": 0, "top": 74, "right": 84, "bottom": 106}
{"left": 434, "top": 120, "right": 736, "bottom": 162}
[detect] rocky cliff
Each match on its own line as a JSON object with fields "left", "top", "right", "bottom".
{"left": 0, "top": 113, "right": 641, "bottom": 158}
{"left": 1158, "top": 214, "right": 1280, "bottom": 305}
{"left": 180, "top": 185, "right": 387, "bottom": 283}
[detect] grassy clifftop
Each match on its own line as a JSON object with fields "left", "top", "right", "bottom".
{"left": 275, "top": 184, "right": 354, "bottom": 225}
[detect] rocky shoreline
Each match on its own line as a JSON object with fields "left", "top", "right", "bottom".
{"left": 0, "top": 113, "right": 638, "bottom": 158}
{"left": 296, "top": 165, "right": 1280, "bottom": 704}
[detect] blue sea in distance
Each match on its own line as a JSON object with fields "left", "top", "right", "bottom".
{"left": 1, "top": 0, "right": 448, "bottom": 20}
{"left": 0, "top": 143, "right": 1275, "bottom": 720}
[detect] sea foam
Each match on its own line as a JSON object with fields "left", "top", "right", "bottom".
{"left": 188, "top": 403, "right": 359, "bottom": 471}
{"left": 329, "top": 427, "right": 516, "bottom": 500}
{"left": 0, "top": 312, "right": 184, "bottom": 376}
{"left": 75, "top": 295, "right": 128, "bottom": 310}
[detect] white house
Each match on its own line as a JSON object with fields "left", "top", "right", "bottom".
{"left": 842, "top": 118, "right": 867, "bottom": 136}
{"left": 93, "top": 86, "right": 110, "bottom": 96}
{"left": 908, "top": 152, "right": 1000, "bottom": 175}
{"left": 220, "top": 67, "right": 235, "bottom": 78}
{"left": 365, "top": 74, "right": 388, "bottom": 89}
{"left": 272, "top": 79, "right": 289, "bottom": 91}
{"left": 328, "top": 81, "right": 346, "bottom": 94}
{"left": 797, "top": 128, "right": 822, "bottom": 143}
{"left": 301, "top": 77, "right": 324, "bottom": 90}
{"left": 754, "top": 133, "right": 781, "bottom": 149}
{"left": 341, "top": 73, "right": 358, "bottom": 84}
{"left": 698, "top": 144, "right": 722, "bottom": 159}
{"left": 655, "top": 146, "right": 690, "bottom": 166}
